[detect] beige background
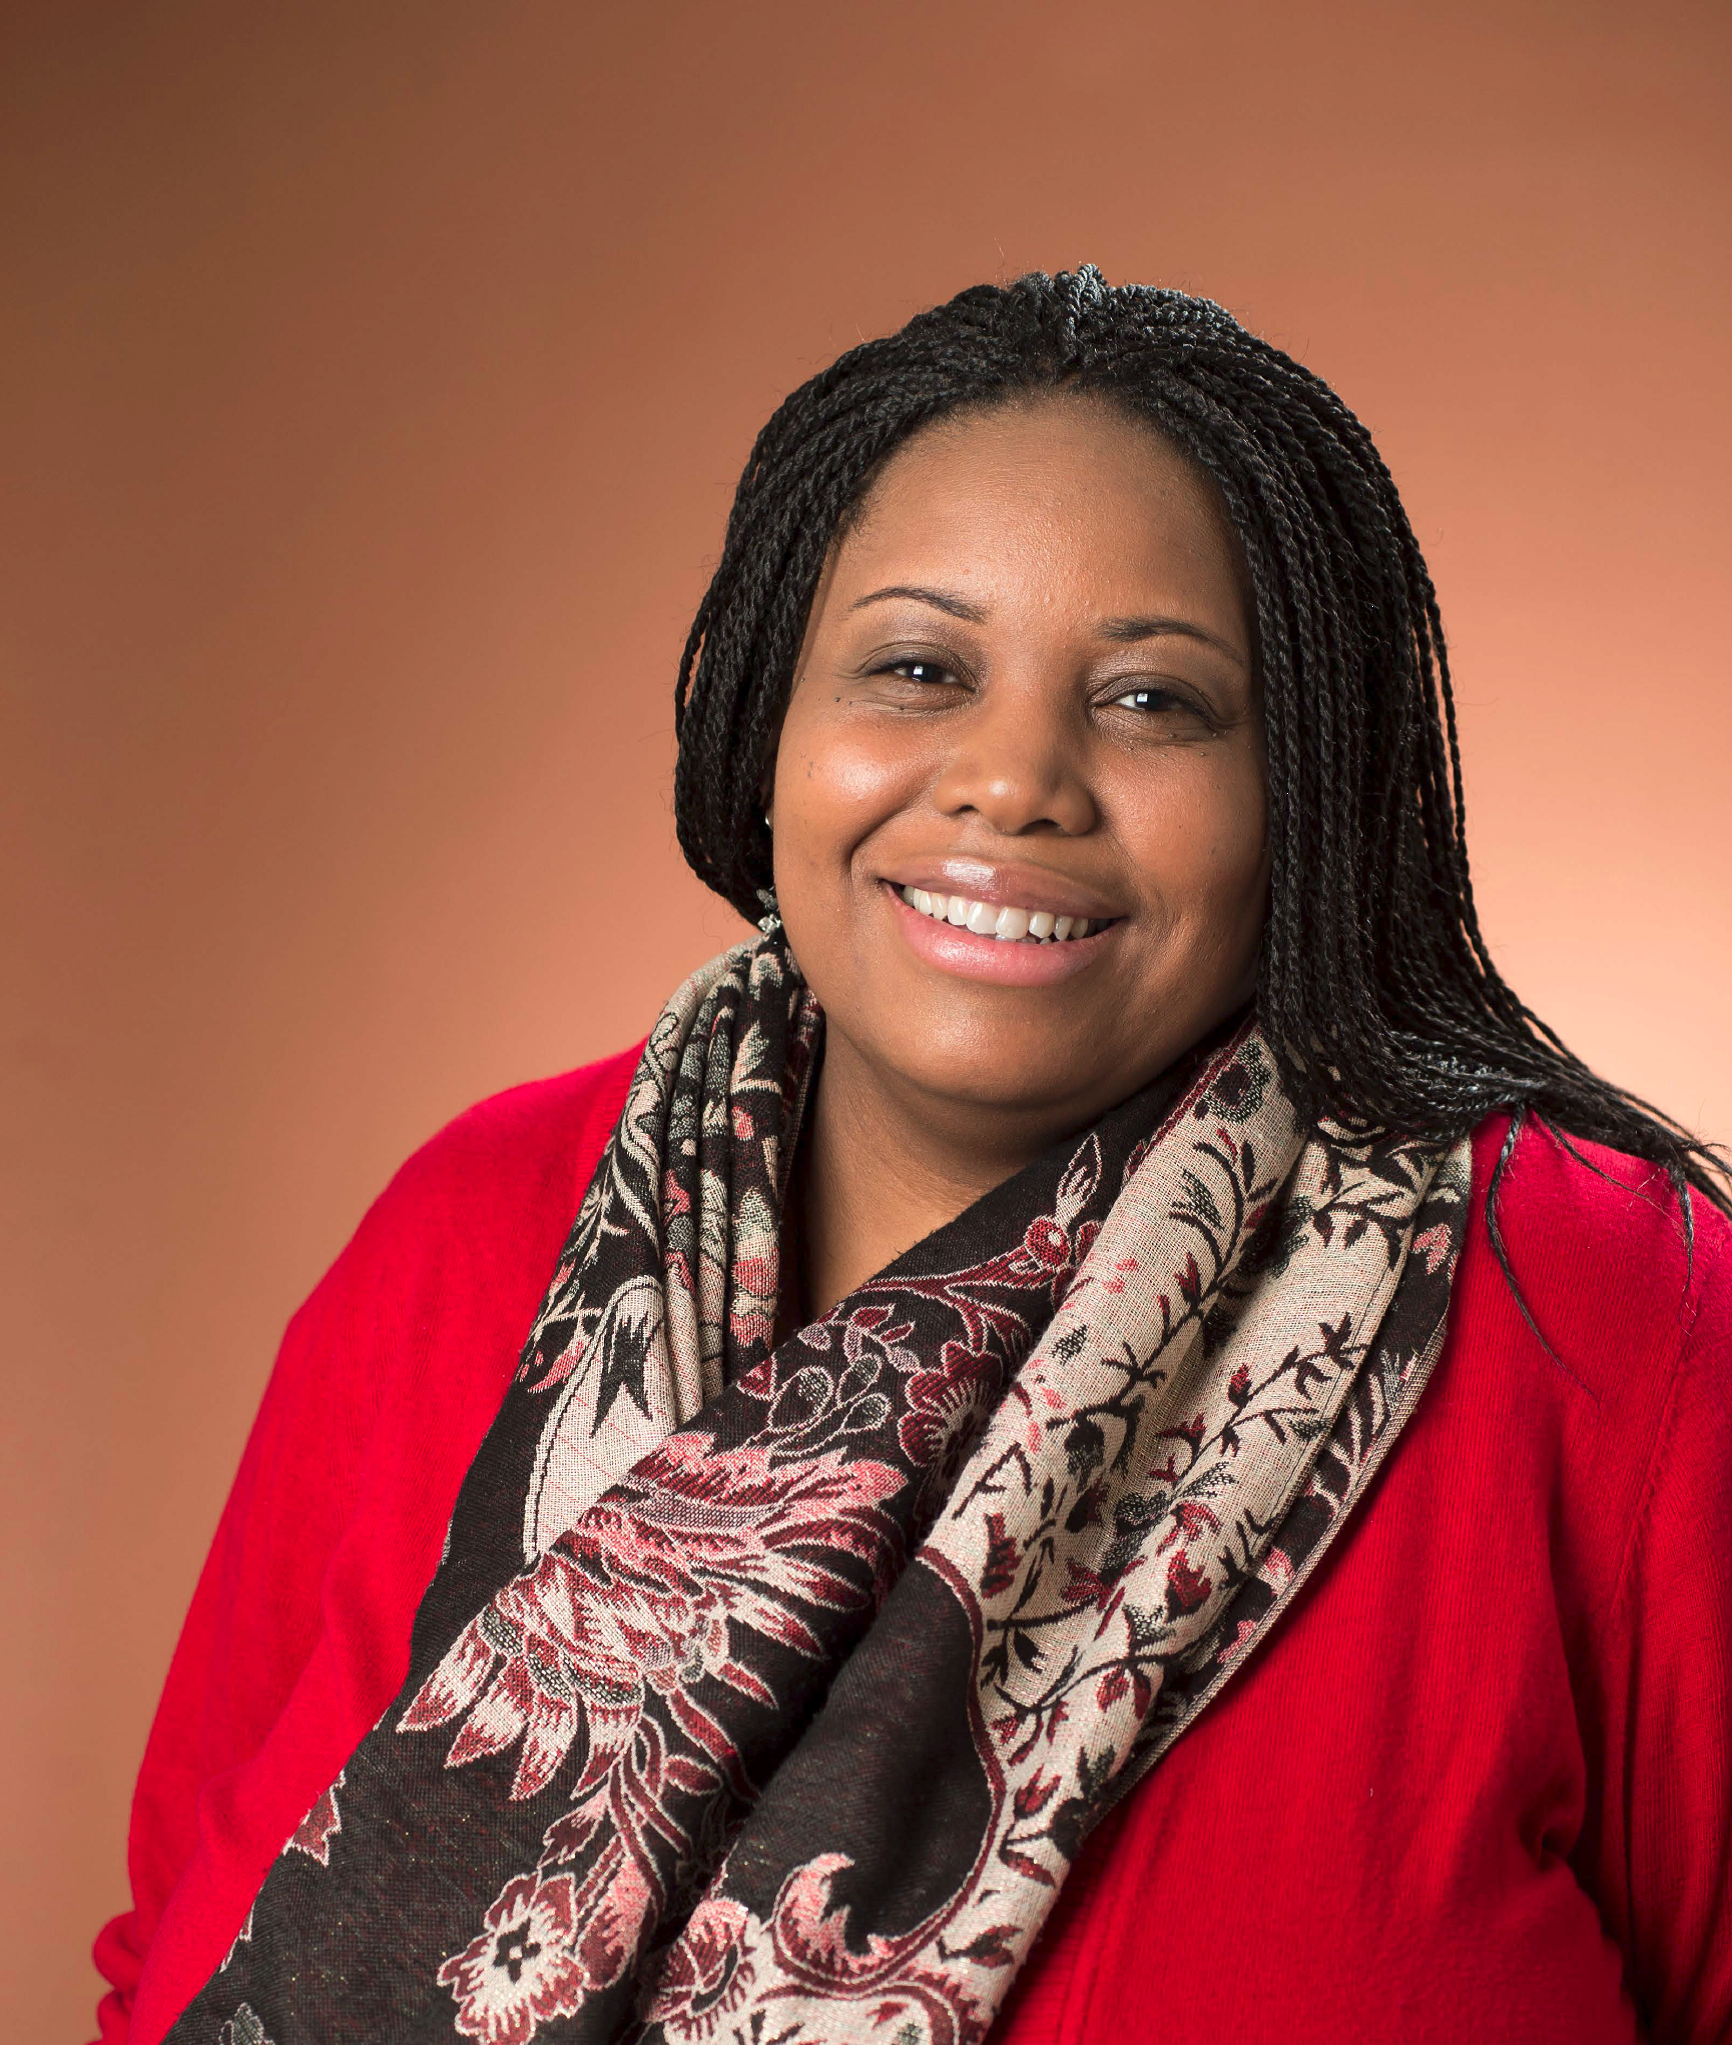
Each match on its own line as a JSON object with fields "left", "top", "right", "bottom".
{"left": 3, "top": 2, "right": 1728, "bottom": 2035}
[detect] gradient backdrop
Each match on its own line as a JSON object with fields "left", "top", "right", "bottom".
{"left": 4, "top": 2, "right": 1728, "bottom": 2034}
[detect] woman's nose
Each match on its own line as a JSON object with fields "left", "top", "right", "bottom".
{"left": 928, "top": 678, "right": 1097, "bottom": 837}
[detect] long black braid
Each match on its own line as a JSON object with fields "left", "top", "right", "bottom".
{"left": 672, "top": 267, "right": 1729, "bottom": 1253}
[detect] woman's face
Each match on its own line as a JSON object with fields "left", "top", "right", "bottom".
{"left": 770, "top": 394, "right": 1267, "bottom": 1144}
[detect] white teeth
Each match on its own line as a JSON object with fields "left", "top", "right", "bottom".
{"left": 897, "top": 886, "right": 1100, "bottom": 943}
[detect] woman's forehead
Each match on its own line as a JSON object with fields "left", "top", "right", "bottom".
{"left": 828, "top": 396, "right": 1251, "bottom": 635}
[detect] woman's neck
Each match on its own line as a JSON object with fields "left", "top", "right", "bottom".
{"left": 788, "top": 1030, "right": 1074, "bottom": 1321}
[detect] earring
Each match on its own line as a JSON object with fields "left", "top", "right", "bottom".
{"left": 756, "top": 809, "right": 781, "bottom": 932}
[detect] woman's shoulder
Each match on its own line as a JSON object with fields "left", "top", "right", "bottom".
{"left": 1458, "top": 1111, "right": 1731, "bottom": 1404}
{"left": 1426, "top": 1116, "right": 1732, "bottom": 1650}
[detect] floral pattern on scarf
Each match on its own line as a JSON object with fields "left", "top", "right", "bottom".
{"left": 169, "top": 938, "right": 1467, "bottom": 2045}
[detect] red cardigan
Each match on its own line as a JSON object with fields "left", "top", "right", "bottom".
{"left": 93, "top": 1046, "right": 1732, "bottom": 2044}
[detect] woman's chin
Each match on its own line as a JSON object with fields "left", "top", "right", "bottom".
{"left": 868, "top": 1025, "right": 1170, "bottom": 1135}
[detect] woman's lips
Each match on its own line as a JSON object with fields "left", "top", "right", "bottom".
{"left": 882, "top": 880, "right": 1118, "bottom": 986}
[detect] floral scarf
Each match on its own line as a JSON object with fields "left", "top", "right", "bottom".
{"left": 179, "top": 936, "right": 1469, "bottom": 2045}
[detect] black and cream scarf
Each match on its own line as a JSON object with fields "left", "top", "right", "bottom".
{"left": 179, "top": 936, "right": 1469, "bottom": 2045}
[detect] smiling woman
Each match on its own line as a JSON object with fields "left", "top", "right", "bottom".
{"left": 770, "top": 399, "right": 1269, "bottom": 1310}
{"left": 100, "top": 273, "right": 1730, "bottom": 2045}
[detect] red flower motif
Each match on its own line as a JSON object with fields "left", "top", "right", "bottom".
{"left": 1413, "top": 1222, "right": 1453, "bottom": 1275}
{"left": 1012, "top": 1769, "right": 1061, "bottom": 1820}
{"left": 1155, "top": 1500, "right": 1220, "bottom": 1554}
{"left": 1021, "top": 1216, "right": 1071, "bottom": 1271}
{"left": 1061, "top": 1560, "right": 1116, "bottom": 1611}
{"left": 1095, "top": 1662, "right": 1153, "bottom": 1719}
{"left": 980, "top": 1513, "right": 1021, "bottom": 1598}
{"left": 1164, "top": 1550, "right": 1212, "bottom": 1619}
{"left": 400, "top": 1435, "right": 906, "bottom": 1800}
{"left": 728, "top": 1254, "right": 779, "bottom": 1354}
{"left": 898, "top": 1351, "right": 991, "bottom": 1472}
{"left": 641, "top": 1895, "right": 758, "bottom": 2041}
{"left": 1155, "top": 1411, "right": 1206, "bottom": 1457}
{"left": 438, "top": 1872, "right": 589, "bottom": 2045}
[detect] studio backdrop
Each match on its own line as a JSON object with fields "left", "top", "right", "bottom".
{"left": 2, "top": 2, "right": 1727, "bottom": 2037}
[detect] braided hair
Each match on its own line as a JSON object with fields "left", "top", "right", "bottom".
{"left": 673, "top": 266, "right": 1729, "bottom": 1245}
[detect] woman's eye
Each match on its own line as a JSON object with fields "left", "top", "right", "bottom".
{"left": 1106, "top": 683, "right": 1219, "bottom": 733}
{"left": 888, "top": 661, "right": 954, "bottom": 686}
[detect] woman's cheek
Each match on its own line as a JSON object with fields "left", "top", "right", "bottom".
{"left": 779, "top": 716, "right": 928, "bottom": 867}
{"left": 1122, "top": 751, "right": 1263, "bottom": 894}
{"left": 1196, "top": 762, "right": 1271, "bottom": 979}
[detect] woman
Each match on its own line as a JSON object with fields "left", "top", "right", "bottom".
{"left": 95, "top": 270, "right": 1730, "bottom": 2045}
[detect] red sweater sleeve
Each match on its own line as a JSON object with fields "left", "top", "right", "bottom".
{"left": 90, "top": 1050, "right": 637, "bottom": 2045}
{"left": 1585, "top": 1209, "right": 1732, "bottom": 2042}
{"left": 91, "top": 1223, "right": 399, "bottom": 2040}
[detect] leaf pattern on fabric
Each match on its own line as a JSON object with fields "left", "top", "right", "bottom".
{"left": 164, "top": 938, "right": 1467, "bottom": 2045}
{"left": 283, "top": 1774, "right": 343, "bottom": 1866}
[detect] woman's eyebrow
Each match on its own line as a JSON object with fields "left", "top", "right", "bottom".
{"left": 848, "top": 584, "right": 987, "bottom": 623}
{"left": 1098, "top": 614, "right": 1248, "bottom": 666}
